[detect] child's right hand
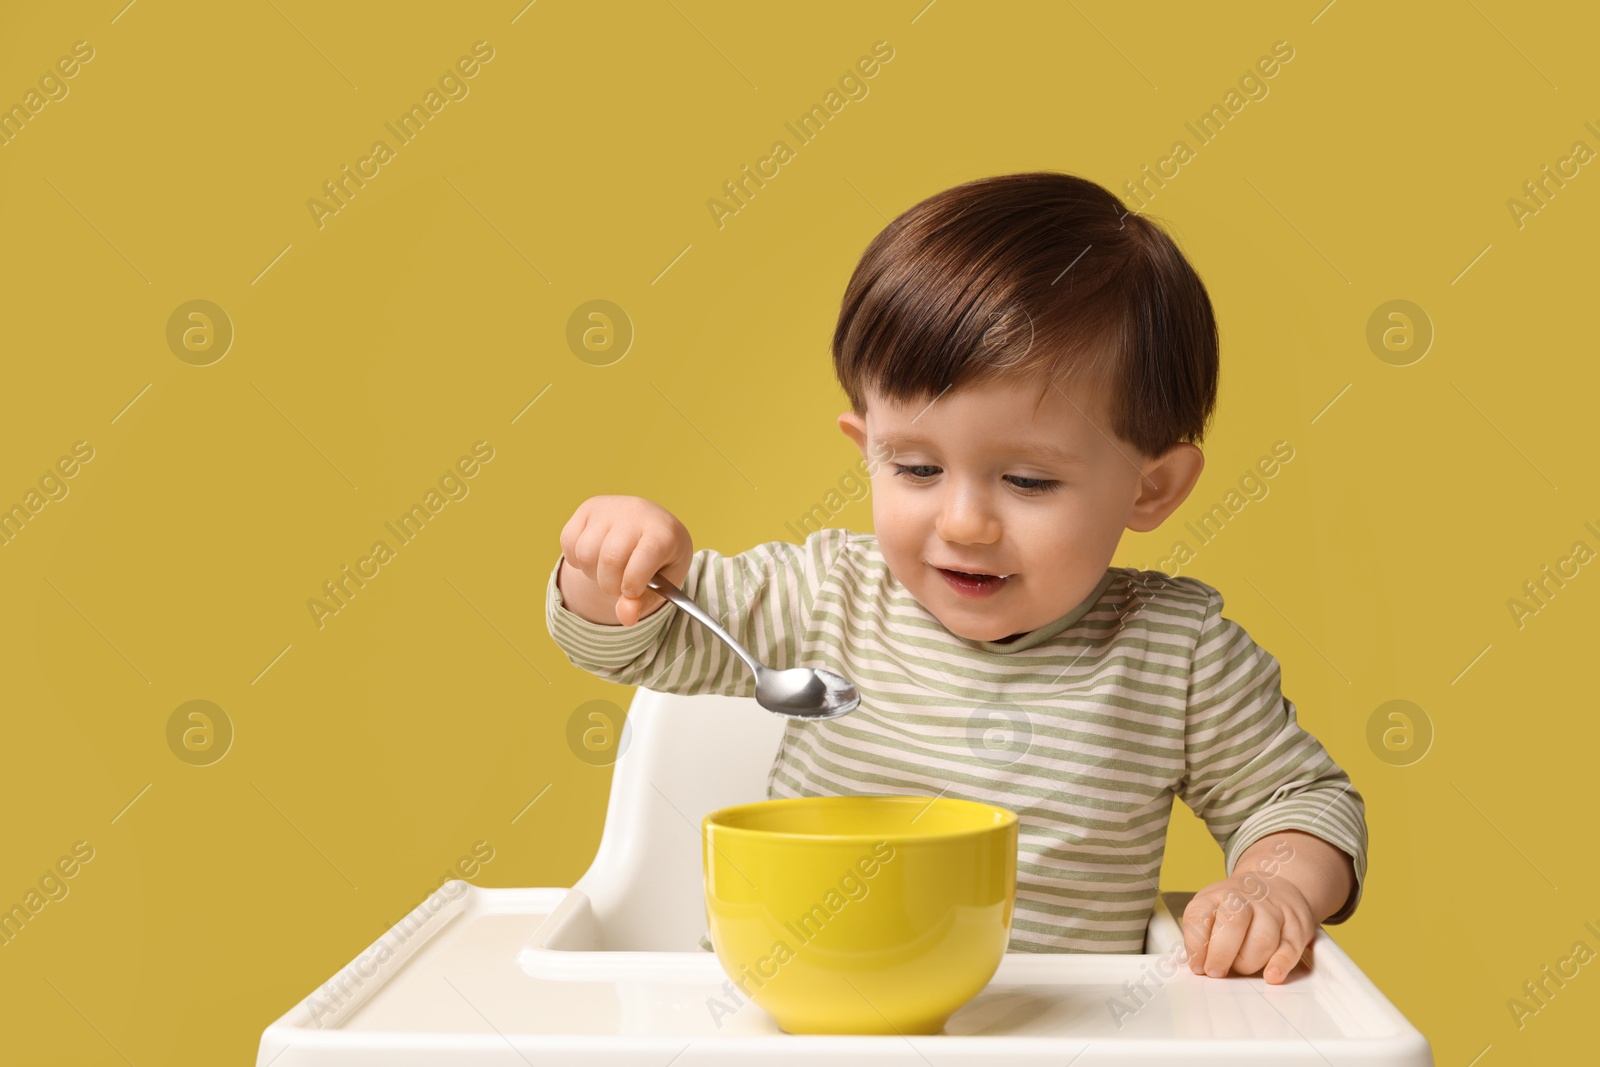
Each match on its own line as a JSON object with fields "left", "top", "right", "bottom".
{"left": 558, "top": 495, "right": 694, "bottom": 626}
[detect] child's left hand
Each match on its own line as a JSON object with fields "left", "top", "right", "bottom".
{"left": 1181, "top": 871, "right": 1315, "bottom": 984}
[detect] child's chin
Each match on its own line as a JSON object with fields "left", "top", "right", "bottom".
{"left": 933, "top": 611, "right": 1014, "bottom": 643}
{"left": 902, "top": 583, "right": 1016, "bottom": 641}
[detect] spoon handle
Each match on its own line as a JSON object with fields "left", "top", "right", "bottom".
{"left": 645, "top": 572, "right": 764, "bottom": 679}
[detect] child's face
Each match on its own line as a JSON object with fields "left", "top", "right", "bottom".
{"left": 839, "top": 375, "right": 1202, "bottom": 642}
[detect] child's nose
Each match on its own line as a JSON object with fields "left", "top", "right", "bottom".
{"left": 936, "top": 489, "right": 1001, "bottom": 545}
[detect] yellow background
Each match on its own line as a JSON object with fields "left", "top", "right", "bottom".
{"left": 1, "top": 1, "right": 1594, "bottom": 1062}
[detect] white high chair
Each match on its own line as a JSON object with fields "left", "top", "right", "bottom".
{"left": 537, "top": 688, "right": 791, "bottom": 954}
{"left": 256, "top": 687, "right": 1435, "bottom": 1065}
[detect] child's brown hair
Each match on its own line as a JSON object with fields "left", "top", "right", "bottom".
{"left": 832, "top": 171, "right": 1219, "bottom": 459}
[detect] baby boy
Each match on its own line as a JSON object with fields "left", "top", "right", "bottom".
{"left": 545, "top": 171, "right": 1367, "bottom": 985}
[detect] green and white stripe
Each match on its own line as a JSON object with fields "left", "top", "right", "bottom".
{"left": 545, "top": 527, "right": 1367, "bottom": 954}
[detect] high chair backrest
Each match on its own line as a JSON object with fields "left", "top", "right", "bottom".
{"left": 571, "top": 687, "right": 788, "bottom": 951}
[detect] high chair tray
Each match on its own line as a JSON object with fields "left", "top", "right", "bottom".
{"left": 255, "top": 881, "right": 1432, "bottom": 1066}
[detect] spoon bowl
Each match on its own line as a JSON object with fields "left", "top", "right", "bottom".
{"left": 645, "top": 573, "right": 860, "bottom": 720}
{"left": 758, "top": 666, "right": 859, "bottom": 719}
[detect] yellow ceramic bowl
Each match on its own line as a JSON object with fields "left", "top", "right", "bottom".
{"left": 702, "top": 794, "right": 1017, "bottom": 1035}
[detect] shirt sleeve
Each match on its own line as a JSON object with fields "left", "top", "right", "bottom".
{"left": 543, "top": 528, "right": 847, "bottom": 698}
{"left": 1175, "top": 585, "right": 1369, "bottom": 925}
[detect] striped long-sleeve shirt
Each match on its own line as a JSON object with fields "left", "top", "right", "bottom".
{"left": 544, "top": 527, "right": 1368, "bottom": 954}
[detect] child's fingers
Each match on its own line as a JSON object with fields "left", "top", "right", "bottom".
{"left": 616, "top": 529, "right": 680, "bottom": 626}
{"left": 1264, "top": 928, "right": 1313, "bottom": 984}
{"left": 1181, "top": 898, "right": 1217, "bottom": 974}
{"left": 619, "top": 527, "right": 675, "bottom": 599}
{"left": 571, "top": 515, "right": 611, "bottom": 577}
{"left": 594, "top": 526, "right": 642, "bottom": 597}
{"left": 1200, "top": 902, "right": 1253, "bottom": 978}
{"left": 559, "top": 508, "right": 590, "bottom": 561}
{"left": 1231, "top": 906, "right": 1284, "bottom": 978}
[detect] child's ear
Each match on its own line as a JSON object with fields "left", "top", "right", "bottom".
{"left": 1126, "top": 442, "right": 1205, "bottom": 533}
{"left": 838, "top": 411, "right": 869, "bottom": 458}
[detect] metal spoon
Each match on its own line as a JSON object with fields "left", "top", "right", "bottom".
{"left": 645, "top": 572, "right": 860, "bottom": 720}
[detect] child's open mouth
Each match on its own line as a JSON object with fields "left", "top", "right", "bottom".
{"left": 935, "top": 567, "right": 1011, "bottom": 599}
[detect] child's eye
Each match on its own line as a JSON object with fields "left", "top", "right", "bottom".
{"left": 891, "top": 464, "right": 1061, "bottom": 495}
{"left": 1005, "top": 475, "right": 1062, "bottom": 495}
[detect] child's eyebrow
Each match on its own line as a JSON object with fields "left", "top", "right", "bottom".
{"left": 876, "top": 432, "right": 1089, "bottom": 466}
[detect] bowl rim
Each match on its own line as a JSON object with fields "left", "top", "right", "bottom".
{"left": 701, "top": 793, "right": 1018, "bottom": 844}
